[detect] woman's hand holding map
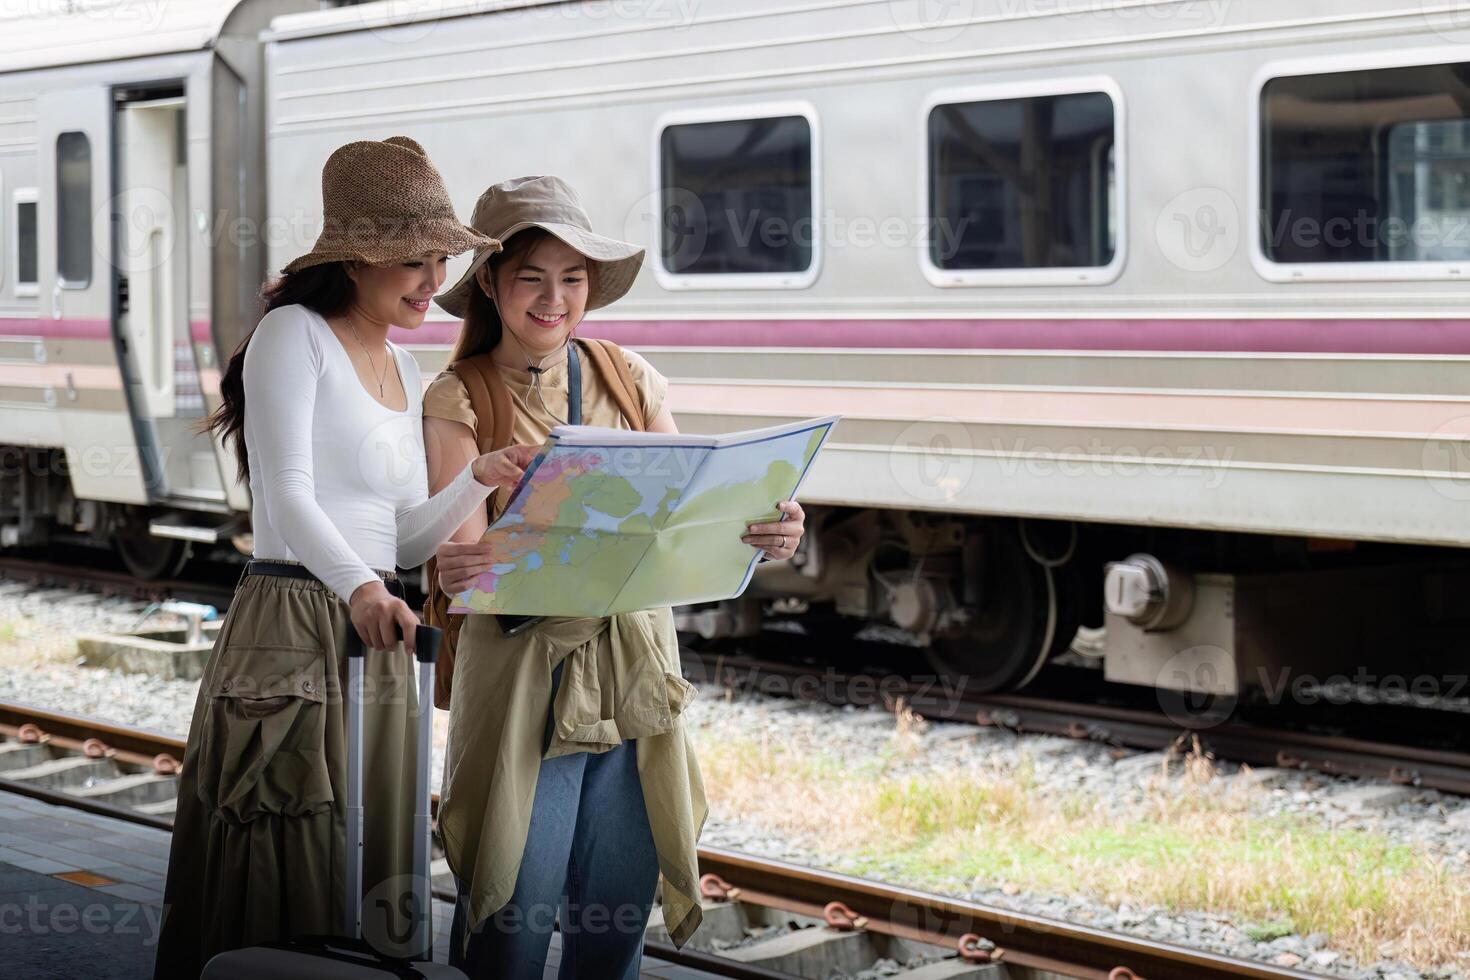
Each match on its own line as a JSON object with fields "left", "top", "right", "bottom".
{"left": 742, "top": 500, "right": 805, "bottom": 561}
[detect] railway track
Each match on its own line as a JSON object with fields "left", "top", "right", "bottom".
{"left": 685, "top": 649, "right": 1470, "bottom": 797}
{"left": 0, "top": 699, "right": 1327, "bottom": 980}
{"left": 0, "top": 555, "right": 238, "bottom": 611}
{"left": 5, "top": 557, "right": 1467, "bottom": 798}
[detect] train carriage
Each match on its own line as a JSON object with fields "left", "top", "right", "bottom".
{"left": 0, "top": 0, "right": 314, "bottom": 576}
{"left": 6, "top": 0, "right": 1470, "bottom": 695}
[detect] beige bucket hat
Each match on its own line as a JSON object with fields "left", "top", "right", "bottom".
{"left": 434, "top": 175, "right": 644, "bottom": 317}
{"left": 283, "top": 136, "right": 498, "bottom": 275}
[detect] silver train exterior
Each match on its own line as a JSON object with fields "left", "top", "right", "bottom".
{"left": 5, "top": 0, "right": 1470, "bottom": 693}
{"left": 0, "top": 0, "right": 317, "bottom": 575}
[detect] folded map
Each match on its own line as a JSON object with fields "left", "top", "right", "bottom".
{"left": 447, "top": 415, "right": 839, "bottom": 617}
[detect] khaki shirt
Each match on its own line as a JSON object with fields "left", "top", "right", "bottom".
{"left": 426, "top": 346, "right": 708, "bottom": 950}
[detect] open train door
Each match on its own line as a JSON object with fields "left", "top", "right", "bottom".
{"left": 38, "top": 83, "right": 232, "bottom": 577}
{"left": 34, "top": 86, "right": 158, "bottom": 510}
{"left": 113, "top": 87, "right": 232, "bottom": 517}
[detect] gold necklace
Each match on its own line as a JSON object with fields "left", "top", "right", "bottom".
{"left": 345, "top": 315, "right": 391, "bottom": 399}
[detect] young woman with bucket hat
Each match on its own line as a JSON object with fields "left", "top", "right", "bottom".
{"left": 153, "top": 137, "right": 539, "bottom": 977}
{"left": 421, "top": 175, "right": 808, "bottom": 979}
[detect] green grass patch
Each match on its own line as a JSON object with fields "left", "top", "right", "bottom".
{"left": 689, "top": 728, "right": 1470, "bottom": 966}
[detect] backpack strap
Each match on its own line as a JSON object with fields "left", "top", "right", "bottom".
{"left": 454, "top": 353, "right": 515, "bottom": 521}
{"left": 451, "top": 353, "right": 515, "bottom": 454}
{"left": 575, "top": 337, "right": 647, "bottom": 431}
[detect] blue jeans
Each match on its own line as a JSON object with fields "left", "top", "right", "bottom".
{"left": 449, "top": 662, "right": 659, "bottom": 980}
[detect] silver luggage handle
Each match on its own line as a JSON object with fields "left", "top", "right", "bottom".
{"left": 344, "top": 624, "right": 442, "bottom": 961}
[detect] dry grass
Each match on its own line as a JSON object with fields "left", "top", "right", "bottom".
{"left": 0, "top": 615, "right": 78, "bottom": 668}
{"left": 691, "top": 715, "right": 1470, "bottom": 971}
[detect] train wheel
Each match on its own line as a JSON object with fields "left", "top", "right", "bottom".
{"left": 115, "top": 528, "right": 188, "bottom": 581}
{"left": 924, "top": 524, "right": 1057, "bottom": 693}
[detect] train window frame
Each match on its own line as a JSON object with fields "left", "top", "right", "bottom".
{"left": 648, "top": 101, "right": 822, "bottom": 291}
{"left": 918, "top": 76, "right": 1126, "bottom": 288}
{"left": 13, "top": 187, "right": 38, "bottom": 299}
{"left": 1250, "top": 46, "right": 1470, "bottom": 283}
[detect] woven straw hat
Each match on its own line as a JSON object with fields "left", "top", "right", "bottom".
{"left": 434, "top": 175, "right": 644, "bottom": 317}
{"left": 282, "top": 136, "right": 498, "bottom": 275}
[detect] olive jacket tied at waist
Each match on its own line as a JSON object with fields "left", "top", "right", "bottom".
{"left": 425, "top": 349, "right": 706, "bottom": 951}
{"left": 436, "top": 605, "right": 708, "bottom": 952}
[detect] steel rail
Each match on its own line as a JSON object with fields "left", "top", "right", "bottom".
{"left": 691, "top": 650, "right": 1470, "bottom": 795}
{"left": 0, "top": 700, "right": 1332, "bottom": 979}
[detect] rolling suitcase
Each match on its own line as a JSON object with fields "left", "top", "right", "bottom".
{"left": 203, "top": 624, "right": 466, "bottom": 978}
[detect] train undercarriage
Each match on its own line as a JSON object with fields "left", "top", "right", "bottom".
{"left": 8, "top": 441, "right": 1469, "bottom": 699}
{"left": 0, "top": 445, "right": 213, "bottom": 581}
{"left": 700, "top": 505, "right": 1470, "bottom": 697}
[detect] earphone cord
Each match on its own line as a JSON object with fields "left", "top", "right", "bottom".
{"left": 525, "top": 342, "right": 570, "bottom": 426}
{"left": 486, "top": 285, "right": 572, "bottom": 425}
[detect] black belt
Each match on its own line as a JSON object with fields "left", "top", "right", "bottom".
{"left": 244, "top": 559, "right": 404, "bottom": 599}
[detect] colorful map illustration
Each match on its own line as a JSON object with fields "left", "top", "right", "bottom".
{"left": 448, "top": 416, "right": 838, "bottom": 617}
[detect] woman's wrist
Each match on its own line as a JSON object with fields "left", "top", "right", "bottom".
{"left": 349, "top": 577, "right": 389, "bottom": 608}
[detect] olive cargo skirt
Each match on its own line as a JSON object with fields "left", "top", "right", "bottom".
{"left": 152, "top": 571, "right": 419, "bottom": 978}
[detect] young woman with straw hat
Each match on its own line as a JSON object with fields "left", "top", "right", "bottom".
{"left": 153, "top": 137, "right": 539, "bottom": 977}
{"left": 422, "top": 175, "right": 807, "bottom": 979}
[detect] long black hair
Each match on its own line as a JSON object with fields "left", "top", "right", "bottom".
{"left": 204, "top": 263, "right": 355, "bottom": 484}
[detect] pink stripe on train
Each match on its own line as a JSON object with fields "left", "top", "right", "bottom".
{"left": 0, "top": 319, "right": 217, "bottom": 343}
{"left": 9, "top": 317, "right": 1470, "bottom": 355}
{"left": 397, "top": 317, "right": 1470, "bottom": 354}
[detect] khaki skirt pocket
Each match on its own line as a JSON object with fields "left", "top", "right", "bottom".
{"left": 195, "top": 644, "right": 334, "bottom": 824}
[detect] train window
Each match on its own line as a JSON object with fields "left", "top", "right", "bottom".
{"left": 1262, "top": 60, "right": 1470, "bottom": 269}
{"left": 14, "top": 188, "right": 37, "bottom": 297}
{"left": 926, "top": 88, "right": 1118, "bottom": 280}
{"left": 655, "top": 109, "right": 816, "bottom": 287}
{"left": 56, "top": 131, "right": 91, "bottom": 287}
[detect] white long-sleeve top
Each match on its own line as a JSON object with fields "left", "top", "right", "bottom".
{"left": 242, "top": 303, "right": 491, "bottom": 603}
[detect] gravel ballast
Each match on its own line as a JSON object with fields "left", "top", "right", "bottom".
{"left": 0, "top": 577, "right": 1465, "bottom": 980}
